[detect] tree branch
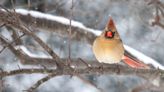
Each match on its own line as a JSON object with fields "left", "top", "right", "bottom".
{"left": 0, "top": 65, "right": 164, "bottom": 79}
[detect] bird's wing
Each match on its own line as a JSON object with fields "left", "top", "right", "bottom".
{"left": 123, "top": 50, "right": 150, "bottom": 69}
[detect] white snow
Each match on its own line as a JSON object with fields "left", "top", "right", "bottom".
{"left": 14, "top": 9, "right": 164, "bottom": 70}
{"left": 14, "top": 45, "right": 52, "bottom": 58}
{"left": 15, "top": 9, "right": 101, "bottom": 36}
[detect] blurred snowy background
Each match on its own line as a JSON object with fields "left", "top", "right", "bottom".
{"left": 0, "top": 0, "right": 164, "bottom": 92}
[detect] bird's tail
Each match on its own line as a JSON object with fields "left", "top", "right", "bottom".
{"left": 122, "top": 55, "right": 149, "bottom": 69}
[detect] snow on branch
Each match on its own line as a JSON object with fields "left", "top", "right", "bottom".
{"left": 16, "top": 9, "right": 101, "bottom": 35}
{"left": 13, "top": 9, "right": 101, "bottom": 44}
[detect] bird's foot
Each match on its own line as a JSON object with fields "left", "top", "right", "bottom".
{"left": 98, "top": 63, "right": 104, "bottom": 73}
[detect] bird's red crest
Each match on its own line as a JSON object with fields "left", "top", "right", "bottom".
{"left": 107, "top": 17, "right": 116, "bottom": 30}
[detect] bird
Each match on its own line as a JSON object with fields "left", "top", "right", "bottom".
{"left": 92, "top": 17, "right": 149, "bottom": 69}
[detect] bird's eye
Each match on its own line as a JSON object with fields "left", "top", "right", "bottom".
{"left": 105, "top": 31, "right": 115, "bottom": 38}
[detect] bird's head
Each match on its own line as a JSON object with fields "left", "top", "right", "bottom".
{"left": 101, "top": 17, "right": 120, "bottom": 39}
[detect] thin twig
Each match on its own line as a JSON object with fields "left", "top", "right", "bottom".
{"left": 6, "top": 26, "right": 23, "bottom": 45}
{"left": 77, "top": 76, "right": 103, "bottom": 92}
{"left": 68, "top": 0, "right": 74, "bottom": 64}
{"left": 0, "top": 34, "right": 26, "bottom": 60}
{"left": 0, "top": 33, "right": 25, "bottom": 54}
{"left": 27, "top": 0, "right": 31, "bottom": 10}
{"left": 27, "top": 73, "right": 58, "bottom": 92}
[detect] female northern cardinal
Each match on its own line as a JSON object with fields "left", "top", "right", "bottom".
{"left": 92, "top": 17, "right": 149, "bottom": 69}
